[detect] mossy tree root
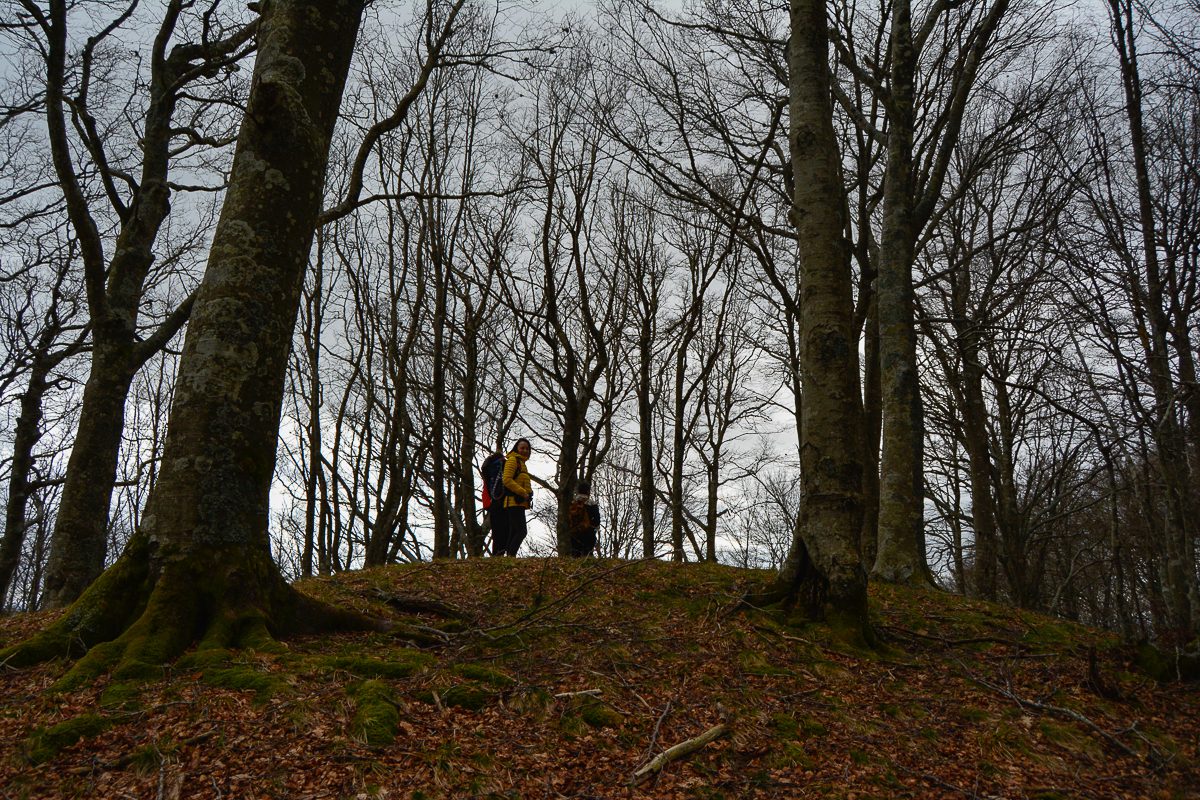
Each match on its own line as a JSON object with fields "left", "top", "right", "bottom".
{"left": 0, "top": 533, "right": 387, "bottom": 686}
{"left": 745, "top": 542, "right": 877, "bottom": 650}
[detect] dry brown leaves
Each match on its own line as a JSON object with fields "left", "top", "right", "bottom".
{"left": 0, "top": 559, "right": 1196, "bottom": 799}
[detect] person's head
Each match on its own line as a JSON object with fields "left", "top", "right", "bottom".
{"left": 515, "top": 438, "right": 532, "bottom": 458}
{"left": 576, "top": 479, "right": 591, "bottom": 496}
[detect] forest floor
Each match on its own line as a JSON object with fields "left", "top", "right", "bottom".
{"left": 0, "top": 558, "right": 1197, "bottom": 799}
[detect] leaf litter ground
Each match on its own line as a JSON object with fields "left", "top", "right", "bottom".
{"left": 0, "top": 558, "right": 1197, "bottom": 798}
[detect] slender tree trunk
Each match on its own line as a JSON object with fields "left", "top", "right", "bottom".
{"left": 301, "top": 233, "right": 326, "bottom": 579}
{"left": 1108, "top": 0, "right": 1199, "bottom": 635}
{"left": 706, "top": 449, "right": 719, "bottom": 562}
{"left": 461, "top": 317, "right": 485, "bottom": 558}
{"left": 431, "top": 265, "right": 450, "bottom": 559}
{"left": 639, "top": 329, "right": 656, "bottom": 559}
{"left": 670, "top": 344, "right": 687, "bottom": 562}
{"left": 960, "top": 341, "right": 999, "bottom": 601}
{"left": 40, "top": 347, "right": 135, "bottom": 607}
{"left": 872, "top": 0, "right": 928, "bottom": 586}
{"left": 0, "top": 364, "right": 51, "bottom": 602}
{"left": 861, "top": 290, "right": 881, "bottom": 567}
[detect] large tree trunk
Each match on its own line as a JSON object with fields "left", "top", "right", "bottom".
{"left": 2, "top": 0, "right": 380, "bottom": 675}
{"left": 871, "top": 0, "right": 929, "bottom": 586}
{"left": 556, "top": 393, "right": 585, "bottom": 555}
{"left": 768, "top": 0, "right": 869, "bottom": 637}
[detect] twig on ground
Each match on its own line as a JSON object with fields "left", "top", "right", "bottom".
{"left": 67, "top": 729, "right": 217, "bottom": 775}
{"left": 486, "top": 560, "right": 642, "bottom": 635}
{"left": 958, "top": 659, "right": 1159, "bottom": 765}
{"left": 891, "top": 761, "right": 981, "bottom": 798}
{"left": 644, "top": 700, "right": 673, "bottom": 760}
{"left": 554, "top": 689, "right": 602, "bottom": 699}
{"left": 882, "top": 624, "right": 1022, "bottom": 648}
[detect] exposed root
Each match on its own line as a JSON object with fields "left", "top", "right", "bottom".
{"left": 366, "top": 589, "right": 475, "bottom": 623}
{"left": 0, "top": 534, "right": 389, "bottom": 687}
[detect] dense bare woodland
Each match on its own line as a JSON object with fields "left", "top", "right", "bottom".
{"left": 0, "top": 0, "right": 1196, "bottom": 651}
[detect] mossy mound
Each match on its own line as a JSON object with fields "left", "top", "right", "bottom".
{"left": 350, "top": 679, "right": 401, "bottom": 746}
{"left": 202, "top": 664, "right": 286, "bottom": 703}
{"left": 315, "top": 652, "right": 432, "bottom": 679}
{"left": 1, "top": 557, "right": 1197, "bottom": 799}
{"left": 25, "top": 714, "right": 112, "bottom": 765}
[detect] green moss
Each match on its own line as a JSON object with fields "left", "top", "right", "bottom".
{"left": 507, "top": 687, "right": 553, "bottom": 717}
{"left": 52, "top": 640, "right": 124, "bottom": 691}
{"left": 202, "top": 665, "right": 285, "bottom": 703}
{"left": 738, "top": 650, "right": 791, "bottom": 677}
{"left": 316, "top": 653, "right": 431, "bottom": 679}
{"left": 111, "top": 658, "right": 165, "bottom": 682}
{"left": 766, "top": 741, "right": 814, "bottom": 770}
{"left": 26, "top": 714, "right": 112, "bottom": 764}
{"left": 959, "top": 706, "right": 990, "bottom": 723}
{"left": 98, "top": 682, "right": 142, "bottom": 710}
{"left": 769, "top": 712, "right": 800, "bottom": 738}
{"left": 849, "top": 748, "right": 871, "bottom": 765}
{"left": 798, "top": 716, "right": 827, "bottom": 737}
{"left": 441, "top": 684, "right": 494, "bottom": 710}
{"left": 127, "top": 737, "right": 184, "bottom": 775}
{"left": 1038, "top": 720, "right": 1104, "bottom": 759}
{"left": 350, "top": 680, "right": 401, "bottom": 746}
{"left": 452, "top": 663, "right": 515, "bottom": 687}
{"left": 177, "top": 647, "right": 234, "bottom": 672}
{"left": 577, "top": 697, "right": 623, "bottom": 729}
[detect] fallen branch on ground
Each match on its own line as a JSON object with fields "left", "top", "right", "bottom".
{"left": 629, "top": 720, "right": 730, "bottom": 786}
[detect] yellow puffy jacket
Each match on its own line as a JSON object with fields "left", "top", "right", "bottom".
{"left": 502, "top": 451, "right": 532, "bottom": 509}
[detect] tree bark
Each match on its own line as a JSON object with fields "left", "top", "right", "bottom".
{"left": 639, "top": 327, "right": 656, "bottom": 559}
{"left": 0, "top": 362, "right": 52, "bottom": 602}
{"left": 33, "top": 0, "right": 249, "bottom": 607}
{"left": 40, "top": 352, "right": 136, "bottom": 607}
{"left": 769, "top": 0, "right": 869, "bottom": 636}
{"left": 871, "top": 0, "right": 930, "bottom": 586}
{"left": 2, "top": 0, "right": 380, "bottom": 675}
{"left": 1107, "top": 0, "right": 1199, "bottom": 635}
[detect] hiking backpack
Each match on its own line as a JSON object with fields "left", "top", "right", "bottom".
{"left": 480, "top": 453, "right": 506, "bottom": 509}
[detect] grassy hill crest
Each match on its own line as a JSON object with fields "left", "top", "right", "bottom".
{"left": 1, "top": 558, "right": 1196, "bottom": 798}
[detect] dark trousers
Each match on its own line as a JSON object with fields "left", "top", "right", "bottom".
{"left": 491, "top": 507, "right": 527, "bottom": 556}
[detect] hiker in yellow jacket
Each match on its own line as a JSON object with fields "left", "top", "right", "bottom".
{"left": 493, "top": 438, "right": 533, "bottom": 556}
